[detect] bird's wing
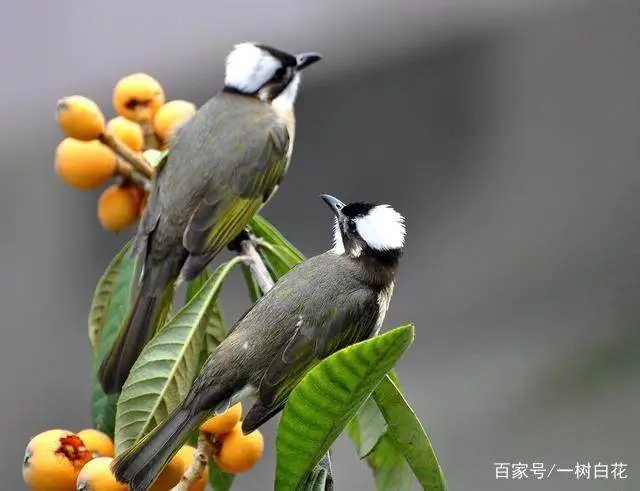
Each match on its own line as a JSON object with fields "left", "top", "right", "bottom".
{"left": 248, "top": 289, "right": 378, "bottom": 429}
{"left": 131, "top": 153, "right": 168, "bottom": 259}
{"left": 181, "top": 122, "right": 289, "bottom": 272}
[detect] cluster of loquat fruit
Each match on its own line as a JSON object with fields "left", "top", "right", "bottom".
{"left": 23, "top": 402, "right": 263, "bottom": 490}
{"left": 54, "top": 73, "right": 197, "bottom": 232}
{"left": 36, "top": 75, "right": 266, "bottom": 489}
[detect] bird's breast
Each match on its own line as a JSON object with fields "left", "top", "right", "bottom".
{"left": 271, "top": 104, "right": 296, "bottom": 162}
{"left": 374, "top": 282, "right": 395, "bottom": 336}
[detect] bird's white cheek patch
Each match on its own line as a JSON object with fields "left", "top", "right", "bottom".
{"left": 225, "top": 43, "right": 280, "bottom": 94}
{"left": 355, "top": 205, "right": 405, "bottom": 251}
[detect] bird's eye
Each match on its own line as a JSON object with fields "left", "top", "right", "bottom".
{"left": 347, "top": 220, "right": 357, "bottom": 234}
{"left": 272, "top": 67, "right": 287, "bottom": 82}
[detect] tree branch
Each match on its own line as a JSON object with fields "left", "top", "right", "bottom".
{"left": 238, "top": 238, "right": 274, "bottom": 293}
{"left": 170, "top": 432, "right": 214, "bottom": 491}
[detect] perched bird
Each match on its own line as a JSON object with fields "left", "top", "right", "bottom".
{"left": 111, "top": 194, "right": 406, "bottom": 491}
{"left": 99, "top": 43, "right": 322, "bottom": 394}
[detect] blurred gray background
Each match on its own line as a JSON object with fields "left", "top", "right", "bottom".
{"left": 1, "top": 0, "right": 638, "bottom": 489}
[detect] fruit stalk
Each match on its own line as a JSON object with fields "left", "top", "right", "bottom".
{"left": 114, "top": 161, "right": 151, "bottom": 192}
{"left": 99, "top": 132, "right": 154, "bottom": 179}
{"left": 170, "top": 433, "right": 214, "bottom": 491}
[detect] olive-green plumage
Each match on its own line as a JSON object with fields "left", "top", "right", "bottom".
{"left": 112, "top": 252, "right": 390, "bottom": 491}
{"left": 111, "top": 194, "right": 406, "bottom": 491}
{"left": 98, "top": 92, "right": 291, "bottom": 394}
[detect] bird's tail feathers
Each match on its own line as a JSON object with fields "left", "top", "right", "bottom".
{"left": 111, "top": 408, "right": 203, "bottom": 491}
{"left": 112, "top": 385, "right": 240, "bottom": 490}
{"left": 98, "top": 258, "right": 176, "bottom": 394}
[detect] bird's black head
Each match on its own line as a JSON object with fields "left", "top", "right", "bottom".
{"left": 321, "top": 194, "right": 406, "bottom": 267}
{"left": 223, "top": 42, "right": 321, "bottom": 106}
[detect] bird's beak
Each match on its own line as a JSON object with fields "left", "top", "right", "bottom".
{"left": 295, "top": 52, "right": 322, "bottom": 70}
{"left": 320, "top": 194, "right": 345, "bottom": 217}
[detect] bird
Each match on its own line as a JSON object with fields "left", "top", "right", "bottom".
{"left": 98, "top": 42, "right": 322, "bottom": 394}
{"left": 111, "top": 194, "right": 407, "bottom": 491}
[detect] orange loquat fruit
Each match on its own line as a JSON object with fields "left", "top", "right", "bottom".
{"left": 76, "top": 429, "right": 114, "bottom": 458}
{"left": 214, "top": 422, "right": 264, "bottom": 474}
{"left": 106, "top": 116, "right": 144, "bottom": 152}
{"left": 55, "top": 138, "right": 116, "bottom": 190}
{"left": 23, "top": 429, "right": 91, "bottom": 491}
{"left": 153, "top": 100, "right": 197, "bottom": 144}
{"left": 172, "top": 445, "right": 209, "bottom": 491}
{"left": 76, "top": 457, "right": 127, "bottom": 491}
{"left": 124, "top": 183, "right": 147, "bottom": 217}
{"left": 113, "top": 73, "right": 165, "bottom": 123}
{"left": 148, "top": 447, "right": 189, "bottom": 491}
{"left": 200, "top": 402, "right": 242, "bottom": 435}
{"left": 56, "top": 96, "right": 106, "bottom": 141}
{"left": 97, "top": 184, "right": 140, "bottom": 232}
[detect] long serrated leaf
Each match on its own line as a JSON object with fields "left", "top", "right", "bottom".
{"left": 91, "top": 242, "right": 136, "bottom": 437}
{"left": 114, "top": 257, "right": 242, "bottom": 455}
{"left": 208, "top": 458, "right": 235, "bottom": 491}
{"left": 88, "top": 242, "right": 134, "bottom": 350}
{"left": 373, "top": 375, "right": 447, "bottom": 490}
{"left": 250, "top": 215, "right": 305, "bottom": 264}
{"left": 275, "top": 324, "right": 415, "bottom": 490}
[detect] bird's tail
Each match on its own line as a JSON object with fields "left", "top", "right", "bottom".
{"left": 112, "top": 407, "right": 204, "bottom": 491}
{"left": 98, "top": 258, "right": 177, "bottom": 394}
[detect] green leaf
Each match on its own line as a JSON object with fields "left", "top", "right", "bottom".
{"left": 250, "top": 215, "right": 305, "bottom": 264}
{"left": 114, "top": 257, "right": 242, "bottom": 454}
{"left": 88, "top": 242, "right": 134, "bottom": 350}
{"left": 142, "top": 149, "right": 168, "bottom": 168}
{"left": 373, "top": 375, "right": 447, "bottom": 491}
{"left": 275, "top": 324, "right": 415, "bottom": 491}
{"left": 208, "top": 458, "right": 235, "bottom": 491}
{"left": 203, "top": 300, "right": 227, "bottom": 354}
{"left": 186, "top": 268, "right": 212, "bottom": 303}
{"left": 347, "top": 395, "right": 388, "bottom": 458}
{"left": 91, "top": 385, "right": 119, "bottom": 440}
{"left": 91, "top": 242, "right": 136, "bottom": 437}
{"left": 240, "top": 263, "right": 262, "bottom": 302}
{"left": 186, "top": 268, "right": 228, "bottom": 370}
{"left": 366, "top": 431, "right": 413, "bottom": 490}
{"left": 258, "top": 242, "right": 303, "bottom": 279}
{"left": 348, "top": 387, "right": 413, "bottom": 490}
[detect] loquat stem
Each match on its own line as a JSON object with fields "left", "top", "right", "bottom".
{"left": 99, "top": 132, "right": 154, "bottom": 179}
{"left": 170, "top": 432, "right": 215, "bottom": 491}
{"left": 114, "top": 160, "right": 151, "bottom": 192}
